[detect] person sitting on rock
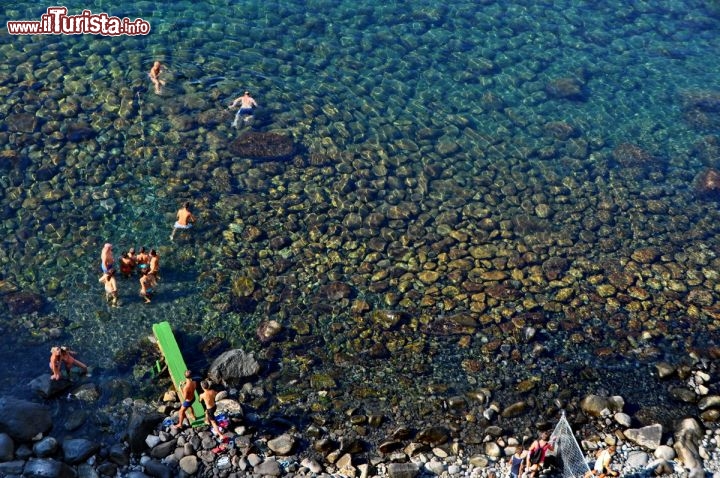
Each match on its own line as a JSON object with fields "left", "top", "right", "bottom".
{"left": 53, "top": 346, "right": 88, "bottom": 379}
{"left": 584, "top": 446, "right": 618, "bottom": 478}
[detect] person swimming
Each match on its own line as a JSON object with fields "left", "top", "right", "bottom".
{"left": 229, "top": 91, "right": 258, "bottom": 127}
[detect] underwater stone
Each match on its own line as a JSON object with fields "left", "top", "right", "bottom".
{"left": 7, "top": 113, "right": 37, "bottom": 133}
{"left": 229, "top": 131, "right": 295, "bottom": 160}
{"left": 612, "top": 142, "right": 653, "bottom": 168}
{"left": 694, "top": 168, "right": 720, "bottom": 198}
{"left": 545, "top": 77, "right": 587, "bottom": 101}
{"left": 65, "top": 123, "right": 96, "bottom": 142}
{"left": 3, "top": 290, "right": 44, "bottom": 315}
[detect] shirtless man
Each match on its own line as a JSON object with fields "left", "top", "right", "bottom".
{"left": 139, "top": 269, "right": 157, "bottom": 303}
{"left": 170, "top": 202, "right": 196, "bottom": 241}
{"left": 119, "top": 251, "right": 136, "bottom": 279}
{"left": 49, "top": 346, "right": 63, "bottom": 380}
{"left": 101, "top": 243, "right": 114, "bottom": 273}
{"left": 199, "top": 379, "right": 222, "bottom": 436}
{"left": 149, "top": 61, "right": 165, "bottom": 94}
{"left": 174, "top": 370, "right": 197, "bottom": 429}
{"left": 135, "top": 247, "right": 149, "bottom": 274}
{"left": 149, "top": 249, "right": 160, "bottom": 278}
{"left": 99, "top": 269, "right": 119, "bottom": 307}
{"left": 229, "top": 91, "right": 258, "bottom": 127}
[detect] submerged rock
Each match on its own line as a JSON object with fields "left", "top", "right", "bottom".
{"left": 229, "top": 131, "right": 295, "bottom": 160}
{"left": 3, "top": 291, "right": 44, "bottom": 316}
{"left": 208, "top": 349, "right": 260, "bottom": 385}
{"left": 694, "top": 168, "right": 720, "bottom": 198}
{"left": 0, "top": 397, "right": 52, "bottom": 441}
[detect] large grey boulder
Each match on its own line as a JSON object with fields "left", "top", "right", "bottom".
{"left": 0, "top": 397, "right": 52, "bottom": 441}
{"left": 29, "top": 375, "right": 73, "bottom": 399}
{"left": 254, "top": 458, "right": 281, "bottom": 476}
{"left": 23, "top": 457, "right": 76, "bottom": 478}
{"left": 0, "top": 460, "right": 25, "bottom": 475}
{"left": 33, "top": 436, "right": 59, "bottom": 458}
{"left": 579, "top": 394, "right": 623, "bottom": 417}
{"left": 208, "top": 349, "right": 260, "bottom": 386}
{"left": 62, "top": 438, "right": 100, "bottom": 465}
{"left": 624, "top": 423, "right": 662, "bottom": 450}
{"left": 143, "top": 459, "right": 172, "bottom": 478}
{"left": 127, "top": 410, "right": 165, "bottom": 453}
{"left": 674, "top": 417, "right": 704, "bottom": 476}
{"left": 0, "top": 432, "right": 14, "bottom": 461}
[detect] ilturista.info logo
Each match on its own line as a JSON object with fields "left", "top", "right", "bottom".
{"left": 7, "top": 6, "right": 151, "bottom": 36}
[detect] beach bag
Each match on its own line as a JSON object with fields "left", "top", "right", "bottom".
{"left": 529, "top": 444, "right": 543, "bottom": 464}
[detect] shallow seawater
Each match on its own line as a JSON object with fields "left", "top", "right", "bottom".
{"left": 2, "top": 0, "right": 720, "bottom": 439}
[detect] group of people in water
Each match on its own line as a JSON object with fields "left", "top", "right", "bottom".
{"left": 148, "top": 61, "right": 258, "bottom": 128}
{"left": 97, "top": 201, "right": 197, "bottom": 307}
{"left": 99, "top": 243, "right": 160, "bottom": 306}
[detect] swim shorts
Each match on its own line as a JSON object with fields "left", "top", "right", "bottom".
{"left": 182, "top": 399, "right": 193, "bottom": 408}
{"left": 101, "top": 262, "right": 114, "bottom": 273}
{"left": 174, "top": 222, "right": 192, "bottom": 229}
{"left": 239, "top": 107, "right": 254, "bottom": 115}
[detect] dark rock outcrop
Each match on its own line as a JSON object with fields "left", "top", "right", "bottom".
{"left": 0, "top": 397, "right": 52, "bottom": 442}
{"left": 3, "top": 291, "right": 44, "bottom": 316}
{"left": 62, "top": 438, "right": 100, "bottom": 465}
{"left": 126, "top": 410, "right": 165, "bottom": 453}
{"left": 29, "top": 375, "right": 73, "bottom": 399}
{"left": 229, "top": 131, "right": 295, "bottom": 160}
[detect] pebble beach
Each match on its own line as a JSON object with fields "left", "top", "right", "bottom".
{"left": 2, "top": 0, "right": 720, "bottom": 477}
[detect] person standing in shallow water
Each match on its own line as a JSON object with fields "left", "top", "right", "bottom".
{"left": 149, "top": 61, "right": 165, "bottom": 94}
{"left": 101, "top": 243, "right": 114, "bottom": 273}
{"left": 99, "top": 268, "right": 119, "bottom": 307}
{"left": 139, "top": 268, "right": 156, "bottom": 303}
{"left": 170, "top": 201, "right": 196, "bottom": 241}
{"left": 149, "top": 249, "right": 160, "bottom": 279}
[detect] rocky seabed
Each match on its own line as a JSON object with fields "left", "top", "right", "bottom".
{"left": 3, "top": 353, "right": 720, "bottom": 478}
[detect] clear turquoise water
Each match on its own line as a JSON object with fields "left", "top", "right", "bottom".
{"left": 2, "top": 0, "right": 720, "bottom": 434}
